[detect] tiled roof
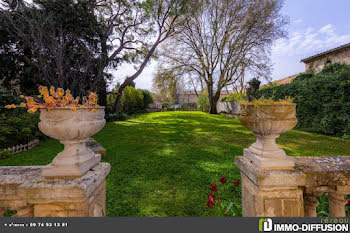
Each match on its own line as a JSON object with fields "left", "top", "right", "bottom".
{"left": 301, "top": 42, "right": 350, "bottom": 63}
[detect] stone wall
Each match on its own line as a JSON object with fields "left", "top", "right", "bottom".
{"left": 0, "top": 163, "right": 110, "bottom": 217}
{"left": 236, "top": 156, "right": 350, "bottom": 217}
{"left": 217, "top": 101, "right": 240, "bottom": 114}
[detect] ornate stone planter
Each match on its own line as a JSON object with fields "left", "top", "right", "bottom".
{"left": 38, "top": 107, "right": 106, "bottom": 178}
{"left": 239, "top": 104, "right": 297, "bottom": 170}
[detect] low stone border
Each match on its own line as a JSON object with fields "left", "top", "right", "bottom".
{"left": 86, "top": 138, "right": 106, "bottom": 157}
{"left": 219, "top": 112, "right": 239, "bottom": 119}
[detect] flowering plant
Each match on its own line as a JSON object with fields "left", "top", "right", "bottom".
{"left": 206, "top": 176, "right": 241, "bottom": 216}
{"left": 5, "top": 86, "right": 99, "bottom": 113}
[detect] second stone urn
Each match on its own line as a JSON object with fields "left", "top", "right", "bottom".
{"left": 239, "top": 103, "right": 298, "bottom": 170}
{"left": 38, "top": 107, "right": 106, "bottom": 178}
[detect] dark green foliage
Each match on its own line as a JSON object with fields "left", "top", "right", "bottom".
{"left": 197, "top": 90, "right": 209, "bottom": 112}
{"left": 221, "top": 93, "right": 246, "bottom": 102}
{"left": 248, "top": 78, "right": 261, "bottom": 90}
{"left": 0, "top": 89, "right": 21, "bottom": 106}
{"left": 316, "top": 193, "right": 329, "bottom": 217}
{"left": 0, "top": 90, "right": 43, "bottom": 149}
{"left": 105, "top": 113, "right": 128, "bottom": 122}
{"left": 256, "top": 63, "right": 350, "bottom": 137}
{"left": 121, "top": 86, "right": 144, "bottom": 114}
{"left": 141, "top": 90, "right": 154, "bottom": 109}
{"left": 247, "top": 78, "right": 261, "bottom": 101}
{"left": 161, "top": 102, "right": 174, "bottom": 108}
{"left": 3, "top": 208, "right": 17, "bottom": 217}
{"left": 107, "top": 84, "right": 152, "bottom": 114}
{"left": 0, "top": 150, "right": 12, "bottom": 160}
{"left": 0, "top": 0, "right": 109, "bottom": 98}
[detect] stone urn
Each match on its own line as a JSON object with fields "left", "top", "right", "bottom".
{"left": 239, "top": 104, "right": 297, "bottom": 170}
{"left": 38, "top": 107, "right": 106, "bottom": 178}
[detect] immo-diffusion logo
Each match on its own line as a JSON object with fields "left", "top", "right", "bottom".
{"left": 258, "top": 218, "right": 349, "bottom": 232}
{"left": 259, "top": 218, "right": 272, "bottom": 232}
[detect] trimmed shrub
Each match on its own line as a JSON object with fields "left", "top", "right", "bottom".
{"left": 106, "top": 92, "right": 117, "bottom": 113}
{"left": 255, "top": 63, "right": 350, "bottom": 137}
{"left": 197, "top": 90, "right": 209, "bottom": 112}
{"left": 121, "top": 86, "right": 144, "bottom": 114}
{"left": 105, "top": 113, "right": 128, "bottom": 122}
{"left": 107, "top": 87, "right": 153, "bottom": 114}
{"left": 141, "top": 90, "right": 154, "bottom": 109}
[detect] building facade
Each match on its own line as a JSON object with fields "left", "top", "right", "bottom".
{"left": 271, "top": 42, "right": 350, "bottom": 86}
{"left": 301, "top": 43, "right": 350, "bottom": 73}
{"left": 176, "top": 90, "right": 235, "bottom": 105}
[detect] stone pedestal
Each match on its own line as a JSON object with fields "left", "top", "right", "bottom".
{"left": 0, "top": 163, "right": 110, "bottom": 217}
{"left": 236, "top": 156, "right": 305, "bottom": 217}
{"left": 243, "top": 148, "right": 295, "bottom": 170}
{"left": 87, "top": 138, "right": 107, "bottom": 157}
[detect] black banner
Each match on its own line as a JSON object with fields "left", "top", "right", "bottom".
{"left": 0, "top": 217, "right": 349, "bottom": 233}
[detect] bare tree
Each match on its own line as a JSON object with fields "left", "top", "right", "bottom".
{"left": 161, "top": 0, "right": 288, "bottom": 113}
{"left": 152, "top": 68, "right": 178, "bottom": 103}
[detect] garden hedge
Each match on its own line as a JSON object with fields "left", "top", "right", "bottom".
{"left": 256, "top": 63, "right": 350, "bottom": 138}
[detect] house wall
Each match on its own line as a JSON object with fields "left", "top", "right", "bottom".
{"left": 176, "top": 92, "right": 233, "bottom": 105}
{"left": 177, "top": 94, "right": 198, "bottom": 105}
{"left": 305, "top": 47, "right": 350, "bottom": 72}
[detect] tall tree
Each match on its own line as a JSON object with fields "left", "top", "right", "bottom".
{"left": 152, "top": 68, "right": 179, "bottom": 103}
{"left": 1, "top": 0, "right": 192, "bottom": 108}
{"left": 99, "top": 0, "right": 193, "bottom": 112}
{"left": 1, "top": 0, "right": 107, "bottom": 99}
{"left": 161, "top": 0, "right": 288, "bottom": 113}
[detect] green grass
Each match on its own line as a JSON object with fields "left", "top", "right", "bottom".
{"left": 1, "top": 111, "right": 350, "bottom": 216}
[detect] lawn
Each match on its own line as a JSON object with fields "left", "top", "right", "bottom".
{"left": 1, "top": 111, "right": 350, "bottom": 216}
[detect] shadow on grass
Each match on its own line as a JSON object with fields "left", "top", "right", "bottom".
{"left": 1, "top": 111, "right": 350, "bottom": 216}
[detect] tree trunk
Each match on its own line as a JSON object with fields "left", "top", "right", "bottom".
{"left": 209, "top": 94, "right": 220, "bottom": 114}
{"left": 97, "top": 78, "right": 107, "bottom": 107}
{"left": 206, "top": 82, "right": 220, "bottom": 114}
{"left": 113, "top": 86, "right": 124, "bottom": 113}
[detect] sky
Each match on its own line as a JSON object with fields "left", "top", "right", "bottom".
{"left": 113, "top": 0, "right": 350, "bottom": 90}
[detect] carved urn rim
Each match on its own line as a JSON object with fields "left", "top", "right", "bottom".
{"left": 39, "top": 106, "right": 106, "bottom": 110}
{"left": 239, "top": 103, "right": 296, "bottom": 107}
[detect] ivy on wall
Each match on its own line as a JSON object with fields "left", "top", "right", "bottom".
{"left": 256, "top": 63, "right": 350, "bottom": 138}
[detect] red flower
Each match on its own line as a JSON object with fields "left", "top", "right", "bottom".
{"left": 206, "top": 193, "right": 215, "bottom": 208}
{"left": 219, "top": 176, "right": 227, "bottom": 184}
{"left": 346, "top": 200, "right": 350, "bottom": 207}
{"left": 233, "top": 180, "right": 240, "bottom": 187}
{"left": 210, "top": 183, "right": 218, "bottom": 192}
{"left": 224, "top": 211, "right": 229, "bottom": 216}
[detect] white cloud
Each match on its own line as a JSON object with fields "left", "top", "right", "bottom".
{"left": 110, "top": 61, "right": 156, "bottom": 91}
{"left": 272, "top": 24, "right": 350, "bottom": 57}
{"left": 271, "top": 24, "right": 350, "bottom": 82}
{"left": 293, "top": 18, "right": 303, "bottom": 24}
{"left": 319, "top": 24, "right": 334, "bottom": 35}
